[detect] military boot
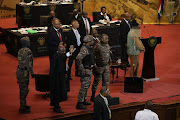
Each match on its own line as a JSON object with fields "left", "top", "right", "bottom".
{"left": 83, "top": 99, "right": 91, "bottom": 105}
{"left": 90, "top": 91, "right": 95, "bottom": 102}
{"left": 19, "top": 108, "right": 30, "bottom": 114}
{"left": 76, "top": 102, "right": 87, "bottom": 110}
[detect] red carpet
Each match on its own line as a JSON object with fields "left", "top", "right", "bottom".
{"left": 0, "top": 18, "right": 180, "bottom": 120}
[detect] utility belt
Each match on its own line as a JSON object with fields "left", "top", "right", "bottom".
{"left": 18, "top": 65, "right": 28, "bottom": 70}
{"left": 84, "top": 65, "right": 94, "bottom": 69}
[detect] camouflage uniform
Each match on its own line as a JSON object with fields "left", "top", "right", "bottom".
{"left": 76, "top": 45, "right": 94, "bottom": 103}
{"left": 92, "top": 43, "right": 111, "bottom": 93}
{"left": 16, "top": 47, "right": 34, "bottom": 110}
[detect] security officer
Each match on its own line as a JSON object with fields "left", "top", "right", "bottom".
{"left": 91, "top": 34, "right": 111, "bottom": 102}
{"left": 16, "top": 36, "right": 34, "bottom": 113}
{"left": 76, "top": 35, "right": 95, "bottom": 110}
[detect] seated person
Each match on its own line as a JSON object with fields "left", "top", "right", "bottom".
{"left": 135, "top": 100, "right": 159, "bottom": 120}
{"left": 97, "top": 7, "right": 112, "bottom": 24}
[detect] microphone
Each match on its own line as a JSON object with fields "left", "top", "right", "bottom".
{"left": 144, "top": 26, "right": 150, "bottom": 38}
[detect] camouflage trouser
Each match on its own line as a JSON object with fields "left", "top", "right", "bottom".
{"left": 78, "top": 69, "right": 92, "bottom": 102}
{"left": 16, "top": 68, "right": 29, "bottom": 109}
{"left": 91, "top": 65, "right": 110, "bottom": 92}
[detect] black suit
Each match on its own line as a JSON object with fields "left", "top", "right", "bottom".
{"left": 119, "top": 19, "right": 130, "bottom": 64}
{"left": 47, "top": 27, "right": 66, "bottom": 63}
{"left": 94, "top": 95, "right": 110, "bottom": 120}
{"left": 97, "top": 13, "right": 112, "bottom": 22}
{"left": 78, "top": 17, "right": 92, "bottom": 41}
{"left": 67, "top": 29, "right": 81, "bottom": 76}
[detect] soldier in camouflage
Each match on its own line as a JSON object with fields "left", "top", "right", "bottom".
{"left": 16, "top": 36, "right": 34, "bottom": 113}
{"left": 76, "top": 35, "right": 95, "bottom": 110}
{"left": 90, "top": 34, "right": 111, "bottom": 102}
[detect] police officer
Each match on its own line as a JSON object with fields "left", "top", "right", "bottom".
{"left": 76, "top": 35, "right": 95, "bottom": 110}
{"left": 16, "top": 36, "right": 34, "bottom": 113}
{"left": 91, "top": 34, "right": 111, "bottom": 102}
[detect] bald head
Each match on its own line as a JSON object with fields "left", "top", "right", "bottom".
{"left": 124, "top": 13, "right": 131, "bottom": 21}
{"left": 73, "top": 9, "right": 78, "bottom": 15}
{"left": 82, "top": 10, "right": 88, "bottom": 18}
{"left": 52, "top": 18, "right": 61, "bottom": 29}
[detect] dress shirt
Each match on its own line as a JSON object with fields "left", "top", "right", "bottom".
{"left": 72, "top": 28, "right": 81, "bottom": 46}
{"left": 82, "top": 17, "right": 90, "bottom": 35}
{"left": 100, "top": 94, "right": 111, "bottom": 119}
{"left": 75, "top": 14, "right": 78, "bottom": 19}
{"left": 135, "top": 109, "right": 159, "bottom": 120}
{"left": 123, "top": 18, "right": 131, "bottom": 29}
{"left": 99, "top": 12, "right": 110, "bottom": 24}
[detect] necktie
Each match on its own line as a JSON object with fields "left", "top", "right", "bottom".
{"left": 57, "top": 30, "right": 62, "bottom": 42}
{"left": 75, "top": 30, "right": 81, "bottom": 46}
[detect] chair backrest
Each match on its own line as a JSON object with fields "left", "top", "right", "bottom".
{"left": 110, "top": 45, "right": 122, "bottom": 62}
{"left": 40, "top": 16, "right": 49, "bottom": 26}
{"left": 93, "top": 12, "right": 100, "bottom": 22}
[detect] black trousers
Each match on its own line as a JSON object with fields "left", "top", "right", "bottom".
{"left": 121, "top": 44, "right": 129, "bottom": 64}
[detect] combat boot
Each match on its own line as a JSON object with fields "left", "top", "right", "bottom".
{"left": 90, "top": 91, "right": 95, "bottom": 102}
{"left": 76, "top": 102, "right": 87, "bottom": 110}
{"left": 19, "top": 108, "right": 30, "bottom": 114}
{"left": 83, "top": 99, "right": 91, "bottom": 105}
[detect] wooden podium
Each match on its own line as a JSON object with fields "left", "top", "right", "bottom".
{"left": 141, "top": 36, "right": 161, "bottom": 82}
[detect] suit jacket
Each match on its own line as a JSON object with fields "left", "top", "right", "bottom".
{"left": 119, "top": 19, "right": 130, "bottom": 45}
{"left": 97, "top": 13, "right": 112, "bottom": 22}
{"left": 94, "top": 95, "right": 110, "bottom": 120}
{"left": 78, "top": 17, "right": 92, "bottom": 41}
{"left": 47, "top": 27, "right": 66, "bottom": 56}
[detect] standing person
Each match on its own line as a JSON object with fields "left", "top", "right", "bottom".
{"left": 76, "top": 35, "right": 95, "bottom": 110}
{"left": 94, "top": 86, "right": 111, "bottom": 120}
{"left": 49, "top": 43, "right": 76, "bottom": 113}
{"left": 135, "top": 100, "right": 159, "bottom": 120}
{"left": 97, "top": 7, "right": 112, "bottom": 24}
{"left": 78, "top": 11, "right": 92, "bottom": 41}
{"left": 67, "top": 20, "right": 81, "bottom": 79}
{"left": 119, "top": 13, "right": 131, "bottom": 67}
{"left": 47, "top": 11, "right": 55, "bottom": 30}
{"left": 16, "top": 36, "right": 35, "bottom": 113}
{"left": 47, "top": 18, "right": 66, "bottom": 64}
{"left": 92, "top": 29, "right": 101, "bottom": 46}
{"left": 127, "top": 24, "right": 145, "bottom": 77}
{"left": 91, "top": 34, "right": 111, "bottom": 102}
{"left": 69, "top": 9, "right": 81, "bottom": 24}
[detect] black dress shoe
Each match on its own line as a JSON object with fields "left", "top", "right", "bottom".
{"left": 19, "top": 108, "right": 31, "bottom": 114}
{"left": 25, "top": 105, "right": 31, "bottom": 109}
{"left": 76, "top": 102, "right": 87, "bottom": 110}
{"left": 83, "top": 101, "right": 91, "bottom": 105}
{"left": 54, "top": 108, "right": 64, "bottom": 113}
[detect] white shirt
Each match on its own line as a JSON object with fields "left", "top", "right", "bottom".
{"left": 82, "top": 17, "right": 90, "bottom": 35}
{"left": 53, "top": 27, "right": 62, "bottom": 39}
{"left": 123, "top": 18, "right": 131, "bottom": 29}
{"left": 100, "top": 94, "right": 111, "bottom": 119}
{"left": 72, "top": 28, "right": 81, "bottom": 46}
{"left": 135, "top": 109, "right": 159, "bottom": 120}
{"left": 99, "top": 12, "right": 110, "bottom": 24}
{"left": 75, "top": 14, "right": 78, "bottom": 19}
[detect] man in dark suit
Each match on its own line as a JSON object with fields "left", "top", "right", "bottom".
{"left": 46, "top": 18, "right": 66, "bottom": 64}
{"left": 69, "top": 9, "right": 81, "bottom": 24}
{"left": 94, "top": 86, "right": 111, "bottom": 120}
{"left": 119, "top": 13, "right": 131, "bottom": 67}
{"left": 47, "top": 11, "right": 55, "bottom": 31}
{"left": 78, "top": 10, "right": 92, "bottom": 41}
{"left": 67, "top": 20, "right": 82, "bottom": 79}
{"left": 97, "top": 7, "right": 112, "bottom": 24}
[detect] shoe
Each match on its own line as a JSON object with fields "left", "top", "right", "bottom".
{"left": 126, "top": 64, "right": 130, "bottom": 67}
{"left": 90, "top": 96, "right": 94, "bottom": 102}
{"left": 83, "top": 101, "right": 91, "bottom": 105}
{"left": 76, "top": 102, "right": 87, "bottom": 110}
{"left": 25, "top": 105, "right": 31, "bottom": 109}
{"left": 54, "top": 108, "right": 64, "bottom": 113}
{"left": 19, "top": 108, "right": 30, "bottom": 114}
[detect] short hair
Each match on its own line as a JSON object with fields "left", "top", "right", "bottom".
{"left": 52, "top": 18, "right": 60, "bottom": 23}
{"left": 71, "top": 19, "right": 78, "bottom": 25}
{"left": 101, "top": 7, "right": 106, "bottom": 12}
{"left": 145, "top": 100, "right": 153, "bottom": 110}
{"left": 100, "top": 86, "right": 108, "bottom": 95}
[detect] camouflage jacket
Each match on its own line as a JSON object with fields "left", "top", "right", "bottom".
{"left": 94, "top": 43, "right": 110, "bottom": 67}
